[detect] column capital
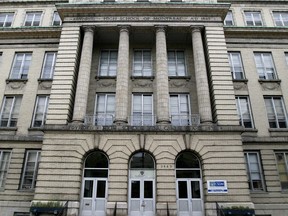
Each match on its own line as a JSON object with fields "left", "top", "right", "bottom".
{"left": 190, "top": 25, "right": 204, "bottom": 33}
{"left": 118, "top": 25, "right": 130, "bottom": 33}
{"left": 82, "top": 25, "right": 95, "bottom": 33}
{"left": 155, "top": 25, "right": 167, "bottom": 33}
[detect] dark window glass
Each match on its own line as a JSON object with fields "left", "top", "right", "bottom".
{"left": 96, "top": 180, "right": 106, "bottom": 198}
{"left": 131, "top": 180, "right": 140, "bottom": 198}
{"left": 144, "top": 181, "right": 153, "bottom": 198}
{"left": 85, "top": 152, "right": 108, "bottom": 168}
{"left": 176, "top": 170, "right": 201, "bottom": 178}
{"left": 130, "top": 152, "right": 154, "bottom": 169}
{"left": 178, "top": 181, "right": 188, "bottom": 198}
{"left": 84, "top": 180, "right": 93, "bottom": 198}
{"left": 191, "top": 181, "right": 201, "bottom": 198}
{"left": 176, "top": 152, "right": 200, "bottom": 168}
{"left": 84, "top": 170, "right": 108, "bottom": 178}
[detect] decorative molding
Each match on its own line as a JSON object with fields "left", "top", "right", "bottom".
{"left": 97, "top": 80, "right": 116, "bottom": 88}
{"left": 133, "top": 80, "right": 153, "bottom": 88}
{"left": 260, "top": 82, "right": 281, "bottom": 91}
{"left": 233, "top": 81, "right": 248, "bottom": 91}
{"left": 6, "top": 81, "right": 26, "bottom": 90}
{"left": 169, "top": 80, "right": 189, "bottom": 88}
{"left": 38, "top": 81, "right": 53, "bottom": 90}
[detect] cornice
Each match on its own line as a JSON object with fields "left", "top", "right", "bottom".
{"left": 56, "top": 3, "right": 231, "bottom": 21}
{"left": 0, "top": 27, "right": 62, "bottom": 40}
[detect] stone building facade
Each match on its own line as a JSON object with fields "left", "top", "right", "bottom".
{"left": 0, "top": 0, "right": 288, "bottom": 216}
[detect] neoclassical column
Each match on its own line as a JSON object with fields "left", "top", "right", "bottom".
{"left": 72, "top": 26, "right": 95, "bottom": 123}
{"left": 114, "top": 26, "right": 130, "bottom": 125}
{"left": 191, "top": 26, "right": 213, "bottom": 124}
{"left": 155, "top": 26, "right": 170, "bottom": 124}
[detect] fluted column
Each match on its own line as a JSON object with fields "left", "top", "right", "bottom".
{"left": 114, "top": 26, "right": 130, "bottom": 125}
{"left": 155, "top": 26, "right": 170, "bottom": 124}
{"left": 72, "top": 26, "right": 95, "bottom": 123}
{"left": 191, "top": 26, "right": 213, "bottom": 124}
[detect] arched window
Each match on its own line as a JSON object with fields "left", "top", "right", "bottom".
{"left": 176, "top": 152, "right": 201, "bottom": 178}
{"left": 130, "top": 152, "right": 154, "bottom": 169}
{"left": 84, "top": 151, "right": 109, "bottom": 178}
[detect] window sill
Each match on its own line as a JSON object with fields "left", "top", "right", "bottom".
{"left": 269, "top": 128, "right": 288, "bottom": 137}
{"left": 18, "top": 189, "right": 35, "bottom": 192}
{"left": 95, "top": 76, "right": 116, "bottom": 80}
{"left": 28, "top": 127, "right": 44, "bottom": 131}
{"left": 131, "top": 76, "right": 154, "bottom": 80}
{"left": 269, "top": 128, "right": 288, "bottom": 132}
{"left": 0, "top": 127, "right": 17, "bottom": 131}
{"left": 258, "top": 79, "right": 281, "bottom": 83}
{"left": 233, "top": 79, "right": 248, "bottom": 83}
{"left": 38, "top": 78, "right": 53, "bottom": 83}
{"left": 168, "top": 76, "right": 190, "bottom": 80}
{"left": 6, "top": 79, "right": 28, "bottom": 84}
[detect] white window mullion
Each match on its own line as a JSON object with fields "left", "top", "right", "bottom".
{"left": 8, "top": 97, "right": 15, "bottom": 127}
{"left": 271, "top": 98, "right": 279, "bottom": 128}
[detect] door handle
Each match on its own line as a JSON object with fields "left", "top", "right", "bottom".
{"left": 141, "top": 201, "right": 146, "bottom": 207}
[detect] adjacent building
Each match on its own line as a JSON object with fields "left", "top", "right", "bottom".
{"left": 0, "top": 0, "right": 288, "bottom": 215}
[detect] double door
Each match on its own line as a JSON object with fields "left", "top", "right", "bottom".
{"left": 177, "top": 179, "right": 203, "bottom": 216}
{"left": 129, "top": 179, "right": 155, "bottom": 216}
{"left": 81, "top": 178, "right": 107, "bottom": 216}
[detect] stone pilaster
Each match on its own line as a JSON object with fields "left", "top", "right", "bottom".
{"left": 155, "top": 26, "right": 170, "bottom": 124}
{"left": 72, "top": 26, "right": 95, "bottom": 123}
{"left": 114, "top": 26, "right": 130, "bottom": 125}
{"left": 191, "top": 26, "right": 213, "bottom": 124}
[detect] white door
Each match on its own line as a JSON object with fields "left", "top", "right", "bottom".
{"left": 81, "top": 178, "right": 107, "bottom": 216}
{"left": 129, "top": 179, "right": 155, "bottom": 216}
{"left": 177, "top": 179, "right": 203, "bottom": 216}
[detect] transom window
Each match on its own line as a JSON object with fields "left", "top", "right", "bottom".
{"left": 20, "top": 150, "right": 41, "bottom": 190}
{"left": 41, "top": 52, "right": 57, "bottom": 79}
{"left": 235, "top": 96, "right": 254, "bottom": 128}
{"left": 168, "top": 50, "right": 186, "bottom": 76}
{"left": 0, "top": 13, "right": 14, "bottom": 27}
{"left": 264, "top": 97, "right": 288, "bottom": 128}
{"left": 133, "top": 50, "right": 152, "bottom": 76}
{"left": 0, "top": 150, "right": 12, "bottom": 189}
{"left": 32, "top": 95, "right": 49, "bottom": 128}
{"left": 94, "top": 94, "right": 115, "bottom": 126}
{"left": 132, "top": 94, "right": 153, "bottom": 126}
{"left": 254, "top": 53, "right": 277, "bottom": 80}
{"left": 275, "top": 152, "right": 288, "bottom": 190}
{"left": 24, "top": 12, "right": 42, "bottom": 27}
{"left": 228, "top": 52, "right": 245, "bottom": 80}
{"left": 10, "top": 53, "right": 32, "bottom": 79}
{"left": 52, "top": 12, "right": 62, "bottom": 26}
{"left": 244, "top": 152, "right": 265, "bottom": 191}
{"left": 99, "top": 50, "right": 118, "bottom": 76}
{"left": 0, "top": 96, "right": 22, "bottom": 127}
{"left": 224, "top": 11, "right": 234, "bottom": 26}
{"left": 84, "top": 152, "right": 109, "bottom": 178}
{"left": 244, "top": 11, "right": 263, "bottom": 26}
{"left": 176, "top": 152, "right": 201, "bottom": 178}
{"left": 169, "top": 94, "right": 191, "bottom": 126}
{"left": 130, "top": 152, "right": 154, "bottom": 169}
{"left": 273, "top": 12, "right": 288, "bottom": 27}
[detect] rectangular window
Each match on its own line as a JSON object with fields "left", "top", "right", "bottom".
{"left": 235, "top": 96, "right": 254, "bottom": 128}
{"left": 52, "top": 12, "right": 61, "bottom": 26}
{"left": 24, "top": 12, "right": 42, "bottom": 27}
{"left": 0, "top": 13, "right": 14, "bottom": 27}
{"left": 94, "top": 94, "right": 115, "bottom": 125}
{"left": 244, "top": 152, "right": 265, "bottom": 191}
{"left": 0, "top": 150, "right": 12, "bottom": 189}
{"left": 254, "top": 53, "right": 276, "bottom": 80}
{"left": 99, "top": 50, "right": 117, "bottom": 76}
{"left": 168, "top": 50, "right": 186, "bottom": 76}
{"left": 273, "top": 12, "right": 288, "bottom": 27}
{"left": 244, "top": 11, "right": 263, "bottom": 26}
{"left": 0, "top": 96, "right": 22, "bottom": 127}
{"left": 10, "top": 53, "right": 32, "bottom": 79}
{"left": 41, "top": 52, "right": 57, "bottom": 79}
{"left": 133, "top": 50, "right": 152, "bottom": 76}
{"left": 275, "top": 152, "right": 288, "bottom": 190}
{"left": 132, "top": 94, "right": 153, "bottom": 126}
{"left": 224, "top": 11, "right": 234, "bottom": 26}
{"left": 20, "top": 150, "right": 41, "bottom": 190}
{"left": 228, "top": 52, "right": 245, "bottom": 79}
{"left": 32, "top": 96, "right": 49, "bottom": 128}
{"left": 169, "top": 94, "right": 191, "bottom": 126}
{"left": 265, "top": 97, "right": 288, "bottom": 128}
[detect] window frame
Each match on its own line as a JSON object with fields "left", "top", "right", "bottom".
{"left": 244, "top": 151, "right": 265, "bottom": 191}
{"left": 254, "top": 52, "right": 277, "bottom": 80}
{"left": 0, "top": 13, "right": 14, "bottom": 27}
{"left": 244, "top": 11, "right": 263, "bottom": 26}
{"left": 20, "top": 150, "right": 41, "bottom": 190}
{"left": 0, "top": 96, "right": 22, "bottom": 127}
{"left": 132, "top": 49, "right": 152, "bottom": 77}
{"left": 31, "top": 95, "right": 49, "bottom": 128}
{"left": 40, "top": 52, "right": 57, "bottom": 79}
{"left": 272, "top": 11, "right": 288, "bottom": 27}
{"left": 24, "top": 12, "right": 42, "bottom": 27}
{"left": 264, "top": 96, "right": 288, "bottom": 128}
{"left": 94, "top": 94, "right": 115, "bottom": 126}
{"left": 98, "top": 50, "right": 118, "bottom": 77}
{"left": 169, "top": 94, "right": 191, "bottom": 126}
{"left": 235, "top": 96, "right": 254, "bottom": 128}
{"left": 0, "top": 150, "right": 12, "bottom": 190}
{"left": 9, "top": 52, "right": 32, "bottom": 80}
{"left": 167, "top": 50, "right": 187, "bottom": 77}
{"left": 52, "top": 12, "right": 62, "bottom": 26}
{"left": 275, "top": 152, "right": 288, "bottom": 190}
{"left": 228, "top": 52, "right": 245, "bottom": 80}
{"left": 224, "top": 11, "right": 234, "bottom": 26}
{"left": 131, "top": 94, "right": 154, "bottom": 126}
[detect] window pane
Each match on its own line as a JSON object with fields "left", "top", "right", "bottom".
{"left": 131, "top": 180, "right": 140, "bottom": 198}
{"left": 21, "top": 151, "right": 40, "bottom": 190}
{"left": 130, "top": 152, "right": 154, "bottom": 169}
{"left": 84, "top": 180, "right": 93, "bottom": 198}
{"left": 0, "top": 151, "right": 11, "bottom": 188}
{"left": 275, "top": 153, "right": 288, "bottom": 190}
{"left": 144, "top": 181, "right": 153, "bottom": 198}
{"left": 41, "top": 52, "right": 56, "bottom": 79}
{"left": 191, "top": 181, "right": 201, "bottom": 198}
{"left": 245, "top": 152, "right": 264, "bottom": 191}
{"left": 96, "top": 180, "right": 106, "bottom": 198}
{"left": 178, "top": 181, "right": 188, "bottom": 198}
{"left": 95, "top": 94, "right": 115, "bottom": 126}
{"left": 0, "top": 96, "right": 22, "bottom": 127}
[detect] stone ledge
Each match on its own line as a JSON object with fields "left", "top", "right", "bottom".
{"left": 0, "top": 134, "right": 43, "bottom": 142}
{"left": 242, "top": 136, "right": 288, "bottom": 143}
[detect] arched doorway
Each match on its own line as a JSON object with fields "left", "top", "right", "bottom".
{"left": 176, "top": 152, "right": 203, "bottom": 216}
{"left": 80, "top": 151, "right": 109, "bottom": 216}
{"left": 129, "top": 152, "right": 155, "bottom": 216}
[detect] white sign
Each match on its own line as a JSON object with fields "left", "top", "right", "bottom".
{"left": 207, "top": 180, "right": 228, "bottom": 193}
